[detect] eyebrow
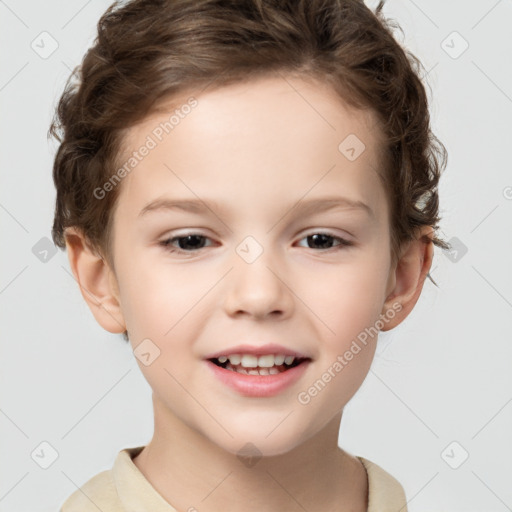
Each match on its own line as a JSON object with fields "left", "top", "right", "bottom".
{"left": 138, "top": 195, "right": 374, "bottom": 220}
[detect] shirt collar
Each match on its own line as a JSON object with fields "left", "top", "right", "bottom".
{"left": 112, "top": 446, "right": 406, "bottom": 512}
{"left": 112, "top": 446, "right": 178, "bottom": 512}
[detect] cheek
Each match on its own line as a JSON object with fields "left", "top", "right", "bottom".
{"left": 116, "top": 251, "right": 207, "bottom": 334}
{"left": 313, "top": 259, "right": 389, "bottom": 341}
{"left": 116, "top": 258, "right": 214, "bottom": 384}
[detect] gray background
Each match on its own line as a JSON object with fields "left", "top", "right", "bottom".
{"left": 1, "top": 0, "right": 511, "bottom": 510}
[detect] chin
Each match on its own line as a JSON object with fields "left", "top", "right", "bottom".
{"left": 209, "top": 427, "right": 310, "bottom": 460}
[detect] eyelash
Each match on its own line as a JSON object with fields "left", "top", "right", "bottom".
{"left": 158, "top": 231, "right": 354, "bottom": 256}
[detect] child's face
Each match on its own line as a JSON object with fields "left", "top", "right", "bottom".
{"left": 108, "top": 75, "right": 397, "bottom": 455}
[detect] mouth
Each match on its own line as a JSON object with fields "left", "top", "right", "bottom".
{"left": 208, "top": 354, "right": 311, "bottom": 375}
{"left": 206, "top": 355, "right": 312, "bottom": 397}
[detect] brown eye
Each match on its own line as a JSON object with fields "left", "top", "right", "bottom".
{"left": 297, "top": 232, "right": 353, "bottom": 251}
{"left": 159, "top": 233, "right": 213, "bottom": 254}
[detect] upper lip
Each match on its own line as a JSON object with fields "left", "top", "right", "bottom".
{"left": 204, "top": 343, "right": 312, "bottom": 360}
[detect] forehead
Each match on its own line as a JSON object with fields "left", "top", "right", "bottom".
{"left": 114, "top": 74, "right": 387, "bottom": 222}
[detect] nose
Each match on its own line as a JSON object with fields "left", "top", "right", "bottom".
{"left": 222, "top": 246, "right": 294, "bottom": 321}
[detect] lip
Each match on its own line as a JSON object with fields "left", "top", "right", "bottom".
{"left": 204, "top": 343, "right": 311, "bottom": 360}
{"left": 205, "top": 359, "right": 311, "bottom": 397}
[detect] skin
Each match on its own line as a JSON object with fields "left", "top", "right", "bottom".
{"left": 65, "top": 74, "right": 433, "bottom": 512}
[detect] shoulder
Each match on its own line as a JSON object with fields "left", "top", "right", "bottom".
{"left": 59, "top": 468, "right": 122, "bottom": 512}
{"left": 357, "top": 456, "right": 408, "bottom": 512}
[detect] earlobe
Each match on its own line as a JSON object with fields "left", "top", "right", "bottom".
{"left": 64, "top": 227, "right": 126, "bottom": 334}
{"left": 380, "top": 226, "right": 434, "bottom": 331}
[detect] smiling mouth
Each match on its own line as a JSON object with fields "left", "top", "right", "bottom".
{"left": 209, "top": 356, "right": 310, "bottom": 375}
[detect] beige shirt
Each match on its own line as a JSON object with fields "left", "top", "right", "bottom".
{"left": 60, "top": 446, "right": 408, "bottom": 511}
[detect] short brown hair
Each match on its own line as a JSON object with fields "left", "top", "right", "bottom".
{"left": 49, "top": 0, "right": 450, "bottom": 342}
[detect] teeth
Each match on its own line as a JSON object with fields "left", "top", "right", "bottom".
{"left": 274, "top": 355, "right": 285, "bottom": 365}
{"left": 284, "top": 355, "right": 295, "bottom": 365}
{"left": 219, "top": 354, "right": 298, "bottom": 367}
{"left": 228, "top": 354, "right": 241, "bottom": 365}
{"left": 241, "top": 354, "right": 258, "bottom": 368}
{"left": 257, "top": 354, "right": 275, "bottom": 368}
{"left": 212, "top": 353, "right": 308, "bottom": 377}
{"left": 224, "top": 363, "right": 286, "bottom": 375}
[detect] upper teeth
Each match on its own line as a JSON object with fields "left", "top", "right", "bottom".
{"left": 217, "top": 354, "right": 297, "bottom": 367}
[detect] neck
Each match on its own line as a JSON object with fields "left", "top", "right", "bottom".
{"left": 133, "top": 394, "right": 368, "bottom": 512}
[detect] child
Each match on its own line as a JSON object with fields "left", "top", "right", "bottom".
{"left": 50, "top": 0, "right": 449, "bottom": 510}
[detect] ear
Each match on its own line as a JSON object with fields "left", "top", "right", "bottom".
{"left": 64, "top": 226, "right": 126, "bottom": 334}
{"left": 380, "top": 225, "right": 434, "bottom": 331}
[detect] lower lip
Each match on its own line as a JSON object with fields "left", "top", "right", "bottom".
{"left": 205, "top": 359, "right": 311, "bottom": 397}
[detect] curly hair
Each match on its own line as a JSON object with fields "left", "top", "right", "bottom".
{"left": 48, "top": 0, "right": 449, "bottom": 342}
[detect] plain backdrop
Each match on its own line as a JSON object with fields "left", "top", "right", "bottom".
{"left": 1, "top": 1, "right": 511, "bottom": 511}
